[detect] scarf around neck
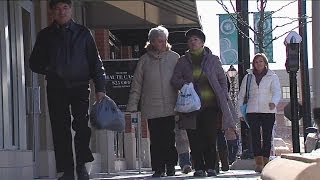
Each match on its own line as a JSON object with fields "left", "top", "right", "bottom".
{"left": 253, "top": 68, "right": 268, "bottom": 85}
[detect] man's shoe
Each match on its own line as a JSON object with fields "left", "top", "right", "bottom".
{"left": 182, "top": 165, "right": 192, "bottom": 174}
{"left": 76, "top": 165, "right": 89, "bottom": 180}
{"left": 193, "top": 170, "right": 206, "bottom": 177}
{"left": 58, "top": 171, "right": 75, "bottom": 180}
{"left": 166, "top": 166, "right": 175, "bottom": 176}
{"left": 152, "top": 171, "right": 165, "bottom": 177}
{"left": 206, "top": 169, "right": 217, "bottom": 177}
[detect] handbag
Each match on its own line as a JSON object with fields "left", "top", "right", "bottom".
{"left": 174, "top": 82, "right": 201, "bottom": 113}
{"left": 240, "top": 74, "right": 252, "bottom": 128}
{"left": 90, "top": 96, "right": 125, "bottom": 131}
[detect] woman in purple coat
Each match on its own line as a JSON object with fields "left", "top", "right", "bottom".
{"left": 171, "top": 28, "right": 237, "bottom": 177}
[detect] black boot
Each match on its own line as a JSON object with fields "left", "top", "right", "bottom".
{"left": 76, "top": 164, "right": 89, "bottom": 180}
{"left": 166, "top": 165, "right": 175, "bottom": 176}
{"left": 58, "top": 171, "right": 75, "bottom": 180}
{"left": 219, "top": 149, "right": 230, "bottom": 171}
{"left": 152, "top": 171, "right": 165, "bottom": 177}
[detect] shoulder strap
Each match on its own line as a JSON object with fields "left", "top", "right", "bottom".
{"left": 243, "top": 74, "right": 252, "bottom": 104}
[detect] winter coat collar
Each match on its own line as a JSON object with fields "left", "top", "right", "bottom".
{"left": 146, "top": 49, "right": 170, "bottom": 60}
{"left": 51, "top": 19, "right": 77, "bottom": 32}
{"left": 185, "top": 46, "right": 212, "bottom": 63}
{"left": 246, "top": 68, "right": 275, "bottom": 76}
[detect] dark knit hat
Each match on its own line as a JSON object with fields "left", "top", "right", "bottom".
{"left": 185, "top": 28, "right": 206, "bottom": 42}
{"left": 49, "top": 0, "right": 72, "bottom": 9}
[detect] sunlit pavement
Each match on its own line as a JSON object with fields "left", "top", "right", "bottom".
{"left": 37, "top": 168, "right": 261, "bottom": 180}
{"left": 90, "top": 169, "right": 261, "bottom": 179}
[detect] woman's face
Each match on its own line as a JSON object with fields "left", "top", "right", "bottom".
{"left": 253, "top": 56, "right": 267, "bottom": 72}
{"left": 187, "top": 35, "right": 204, "bottom": 51}
{"left": 151, "top": 35, "right": 167, "bottom": 53}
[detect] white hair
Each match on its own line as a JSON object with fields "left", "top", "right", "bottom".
{"left": 148, "top": 25, "right": 169, "bottom": 41}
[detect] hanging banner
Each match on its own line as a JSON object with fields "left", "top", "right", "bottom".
{"left": 219, "top": 13, "right": 238, "bottom": 65}
{"left": 253, "top": 11, "right": 274, "bottom": 63}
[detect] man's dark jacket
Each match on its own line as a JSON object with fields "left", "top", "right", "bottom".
{"left": 29, "top": 20, "right": 106, "bottom": 92}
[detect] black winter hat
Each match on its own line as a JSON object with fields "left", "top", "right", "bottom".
{"left": 49, "top": 0, "right": 72, "bottom": 9}
{"left": 185, "top": 28, "right": 206, "bottom": 42}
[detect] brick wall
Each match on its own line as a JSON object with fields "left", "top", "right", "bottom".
{"left": 141, "top": 118, "right": 149, "bottom": 138}
{"left": 125, "top": 114, "right": 134, "bottom": 133}
{"left": 120, "top": 46, "right": 133, "bottom": 59}
{"left": 93, "top": 29, "right": 110, "bottom": 60}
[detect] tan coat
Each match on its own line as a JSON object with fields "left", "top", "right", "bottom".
{"left": 126, "top": 49, "right": 180, "bottom": 119}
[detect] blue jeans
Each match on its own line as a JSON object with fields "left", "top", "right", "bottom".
{"left": 178, "top": 152, "right": 192, "bottom": 169}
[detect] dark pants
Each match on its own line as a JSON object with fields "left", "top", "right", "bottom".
{"left": 248, "top": 113, "right": 275, "bottom": 158}
{"left": 227, "top": 139, "right": 239, "bottom": 164}
{"left": 178, "top": 152, "right": 192, "bottom": 169}
{"left": 148, "top": 116, "right": 178, "bottom": 172}
{"left": 241, "top": 121, "right": 253, "bottom": 159}
{"left": 47, "top": 83, "right": 93, "bottom": 173}
{"left": 187, "top": 108, "right": 218, "bottom": 171}
{"left": 217, "top": 130, "right": 229, "bottom": 168}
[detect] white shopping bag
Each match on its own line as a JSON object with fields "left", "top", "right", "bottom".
{"left": 174, "top": 83, "right": 201, "bottom": 113}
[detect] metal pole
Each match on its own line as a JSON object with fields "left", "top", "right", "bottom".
{"left": 230, "top": 77, "right": 234, "bottom": 106}
{"left": 312, "top": 0, "right": 320, "bottom": 112}
{"left": 289, "top": 71, "right": 300, "bottom": 153}
{"left": 236, "top": 0, "right": 251, "bottom": 158}
{"left": 137, "top": 112, "right": 142, "bottom": 173}
{"left": 230, "top": 77, "right": 236, "bottom": 108}
{"left": 298, "top": 0, "right": 312, "bottom": 141}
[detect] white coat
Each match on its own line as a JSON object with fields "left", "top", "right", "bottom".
{"left": 238, "top": 69, "right": 281, "bottom": 117}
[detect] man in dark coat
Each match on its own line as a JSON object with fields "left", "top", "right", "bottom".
{"left": 29, "top": 0, "right": 106, "bottom": 179}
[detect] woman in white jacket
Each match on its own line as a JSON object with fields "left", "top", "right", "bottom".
{"left": 238, "top": 53, "right": 281, "bottom": 173}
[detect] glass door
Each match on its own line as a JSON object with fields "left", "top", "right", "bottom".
{"left": 12, "top": 0, "right": 39, "bottom": 177}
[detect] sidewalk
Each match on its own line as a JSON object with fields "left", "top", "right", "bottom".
{"left": 37, "top": 167, "right": 261, "bottom": 180}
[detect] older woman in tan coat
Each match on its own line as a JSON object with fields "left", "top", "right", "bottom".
{"left": 126, "top": 26, "right": 179, "bottom": 177}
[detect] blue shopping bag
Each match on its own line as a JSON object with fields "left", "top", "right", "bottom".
{"left": 90, "top": 96, "right": 125, "bottom": 131}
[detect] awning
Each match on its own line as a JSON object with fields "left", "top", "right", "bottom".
{"left": 83, "top": 0, "right": 201, "bottom": 30}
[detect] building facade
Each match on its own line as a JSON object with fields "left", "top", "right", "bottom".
{"left": 0, "top": 0, "right": 201, "bottom": 179}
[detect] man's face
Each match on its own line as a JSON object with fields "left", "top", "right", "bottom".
{"left": 52, "top": 2, "right": 72, "bottom": 25}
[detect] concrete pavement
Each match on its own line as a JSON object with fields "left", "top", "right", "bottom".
{"left": 90, "top": 169, "right": 261, "bottom": 179}
{"left": 37, "top": 167, "right": 261, "bottom": 180}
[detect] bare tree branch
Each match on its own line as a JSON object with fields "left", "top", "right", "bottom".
{"left": 266, "top": 0, "right": 298, "bottom": 19}
{"left": 265, "top": 19, "right": 300, "bottom": 36}
{"left": 229, "top": 0, "right": 237, "bottom": 13}
{"left": 216, "top": 0, "right": 305, "bottom": 54}
{"left": 263, "top": 20, "right": 312, "bottom": 48}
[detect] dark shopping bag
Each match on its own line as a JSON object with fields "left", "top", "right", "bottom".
{"left": 90, "top": 96, "right": 125, "bottom": 131}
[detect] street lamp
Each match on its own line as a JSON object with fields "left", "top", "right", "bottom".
{"left": 227, "top": 65, "right": 238, "bottom": 108}
{"left": 227, "top": 65, "right": 253, "bottom": 159}
{"left": 227, "top": 65, "right": 238, "bottom": 79}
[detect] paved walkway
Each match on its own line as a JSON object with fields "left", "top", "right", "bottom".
{"left": 37, "top": 168, "right": 261, "bottom": 180}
